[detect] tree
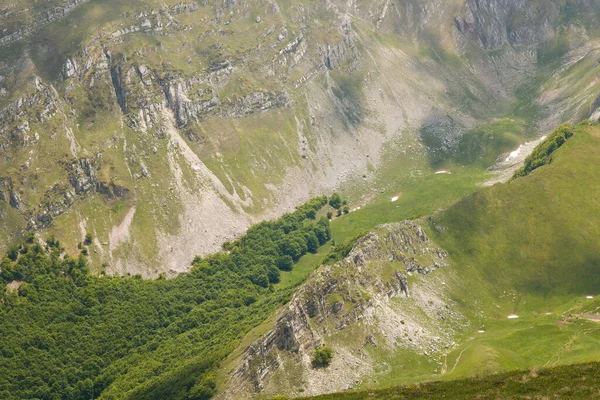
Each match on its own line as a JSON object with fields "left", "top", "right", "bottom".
{"left": 7, "top": 246, "right": 18, "bottom": 261}
{"left": 84, "top": 233, "right": 93, "bottom": 246}
{"left": 248, "top": 265, "right": 270, "bottom": 288}
{"left": 315, "top": 217, "right": 331, "bottom": 244}
{"left": 276, "top": 255, "right": 293, "bottom": 271}
{"left": 46, "top": 235, "right": 60, "bottom": 249}
{"left": 327, "top": 211, "right": 333, "bottom": 220}
{"left": 267, "top": 264, "right": 281, "bottom": 284}
{"left": 329, "top": 193, "right": 342, "bottom": 209}
{"left": 343, "top": 206, "right": 349, "bottom": 214}
{"left": 278, "top": 234, "right": 308, "bottom": 261}
{"left": 311, "top": 346, "right": 333, "bottom": 368}
{"left": 26, "top": 232, "right": 35, "bottom": 244}
{"left": 305, "top": 231, "right": 319, "bottom": 254}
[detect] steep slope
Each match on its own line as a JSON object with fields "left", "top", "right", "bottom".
{"left": 220, "top": 222, "right": 466, "bottom": 398}
{"left": 218, "top": 122, "right": 600, "bottom": 398}
{"left": 308, "top": 361, "right": 600, "bottom": 399}
{"left": 2, "top": 1, "right": 600, "bottom": 275}
{"left": 430, "top": 122, "right": 600, "bottom": 298}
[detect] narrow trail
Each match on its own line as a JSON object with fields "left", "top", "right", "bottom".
{"left": 447, "top": 346, "right": 471, "bottom": 375}
{"left": 544, "top": 324, "right": 598, "bottom": 368}
{"left": 441, "top": 356, "right": 448, "bottom": 374}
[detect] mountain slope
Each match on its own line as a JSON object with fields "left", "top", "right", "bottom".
{"left": 308, "top": 361, "right": 600, "bottom": 400}
{"left": 218, "top": 122, "right": 600, "bottom": 398}
{"left": 2, "top": 0, "right": 600, "bottom": 275}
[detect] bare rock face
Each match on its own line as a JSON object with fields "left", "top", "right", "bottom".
{"left": 0, "top": 0, "right": 90, "bottom": 47}
{"left": 0, "top": 178, "right": 22, "bottom": 210}
{"left": 26, "top": 157, "right": 128, "bottom": 231}
{"left": 220, "top": 222, "right": 467, "bottom": 399}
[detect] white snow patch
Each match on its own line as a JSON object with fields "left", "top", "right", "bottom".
{"left": 391, "top": 196, "right": 399, "bottom": 202}
{"left": 507, "top": 315, "right": 519, "bottom": 319}
{"left": 505, "top": 136, "right": 547, "bottom": 162}
{"left": 587, "top": 296, "right": 594, "bottom": 299}
{"left": 486, "top": 135, "right": 549, "bottom": 186}
{"left": 435, "top": 170, "right": 451, "bottom": 175}
{"left": 505, "top": 146, "right": 522, "bottom": 162}
{"left": 478, "top": 330, "right": 485, "bottom": 334}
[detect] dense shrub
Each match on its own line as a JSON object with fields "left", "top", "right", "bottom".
{"left": 311, "top": 347, "right": 334, "bottom": 368}
{"left": 329, "top": 193, "right": 342, "bottom": 209}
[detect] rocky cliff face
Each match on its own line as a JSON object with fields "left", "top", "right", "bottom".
{"left": 1, "top": 0, "right": 600, "bottom": 275}
{"left": 219, "top": 222, "right": 469, "bottom": 398}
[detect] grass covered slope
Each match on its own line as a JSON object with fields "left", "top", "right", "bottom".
{"left": 221, "top": 122, "right": 600, "bottom": 399}
{"left": 309, "top": 361, "right": 600, "bottom": 399}
{"left": 430, "top": 122, "right": 600, "bottom": 298}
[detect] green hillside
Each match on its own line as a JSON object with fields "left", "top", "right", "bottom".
{"left": 308, "top": 361, "right": 600, "bottom": 400}
{"left": 216, "top": 122, "right": 600, "bottom": 398}
{"left": 356, "top": 122, "right": 600, "bottom": 390}
{"left": 431, "top": 122, "right": 600, "bottom": 298}
{"left": 353, "top": 121, "right": 600, "bottom": 392}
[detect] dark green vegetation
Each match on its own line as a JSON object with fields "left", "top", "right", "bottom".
{"left": 311, "top": 347, "right": 334, "bottom": 369}
{"left": 511, "top": 123, "right": 575, "bottom": 180}
{"left": 307, "top": 362, "right": 600, "bottom": 399}
{"left": 0, "top": 197, "right": 331, "bottom": 399}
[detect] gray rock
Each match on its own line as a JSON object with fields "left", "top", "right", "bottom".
{"left": 140, "top": 162, "right": 149, "bottom": 177}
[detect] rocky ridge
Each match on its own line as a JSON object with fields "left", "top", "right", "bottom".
{"left": 220, "top": 222, "right": 468, "bottom": 399}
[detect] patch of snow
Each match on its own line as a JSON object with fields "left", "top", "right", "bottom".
{"left": 391, "top": 196, "right": 399, "bottom": 202}
{"left": 485, "top": 135, "right": 549, "bottom": 186}
{"left": 478, "top": 330, "right": 485, "bottom": 334}
{"left": 587, "top": 296, "right": 594, "bottom": 299}
{"left": 507, "top": 315, "right": 519, "bottom": 319}
{"left": 435, "top": 170, "right": 451, "bottom": 175}
{"left": 505, "top": 146, "right": 522, "bottom": 162}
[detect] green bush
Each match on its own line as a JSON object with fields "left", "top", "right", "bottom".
{"left": 25, "top": 233, "right": 35, "bottom": 244}
{"left": 6, "top": 246, "right": 18, "bottom": 262}
{"left": 329, "top": 193, "right": 342, "bottom": 209}
{"left": 311, "top": 346, "right": 334, "bottom": 368}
